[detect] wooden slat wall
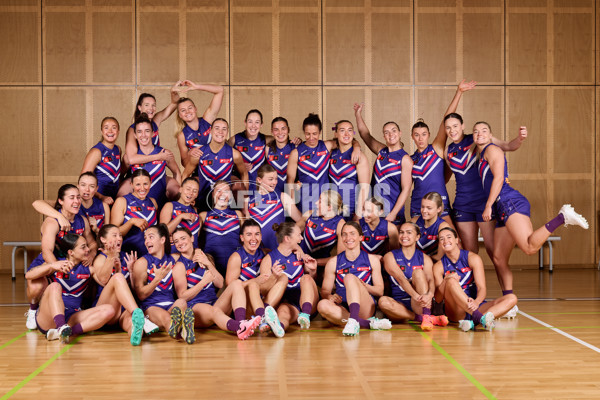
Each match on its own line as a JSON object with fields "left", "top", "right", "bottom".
{"left": 0, "top": 0, "right": 597, "bottom": 271}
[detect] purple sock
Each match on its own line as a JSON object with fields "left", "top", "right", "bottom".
{"left": 280, "top": 322, "right": 285, "bottom": 330}
{"left": 348, "top": 303, "right": 371, "bottom": 329}
{"left": 423, "top": 307, "right": 431, "bottom": 316}
{"left": 234, "top": 307, "right": 246, "bottom": 322}
{"left": 414, "top": 314, "right": 423, "bottom": 322}
{"left": 226, "top": 319, "right": 240, "bottom": 332}
{"left": 472, "top": 310, "right": 483, "bottom": 325}
{"left": 30, "top": 303, "right": 39, "bottom": 311}
{"left": 301, "top": 302, "right": 312, "bottom": 314}
{"left": 71, "top": 323, "right": 83, "bottom": 337}
{"left": 545, "top": 213, "right": 565, "bottom": 233}
{"left": 255, "top": 307, "right": 265, "bottom": 317}
{"left": 502, "top": 289, "right": 513, "bottom": 296}
{"left": 53, "top": 314, "right": 66, "bottom": 328}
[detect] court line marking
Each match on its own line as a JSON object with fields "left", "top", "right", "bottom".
{"left": 409, "top": 323, "right": 497, "bottom": 400}
{"left": 0, "top": 332, "right": 27, "bottom": 351}
{"left": 1, "top": 336, "right": 82, "bottom": 400}
{"left": 519, "top": 311, "right": 600, "bottom": 354}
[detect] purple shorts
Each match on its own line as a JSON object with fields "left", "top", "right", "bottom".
{"left": 494, "top": 192, "right": 531, "bottom": 228}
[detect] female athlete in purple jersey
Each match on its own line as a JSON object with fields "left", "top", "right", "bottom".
{"left": 78, "top": 172, "right": 110, "bottom": 235}
{"left": 433, "top": 227, "right": 518, "bottom": 332}
{"left": 318, "top": 222, "right": 391, "bottom": 336}
{"left": 411, "top": 192, "right": 450, "bottom": 261}
{"left": 266, "top": 117, "right": 297, "bottom": 194}
{"left": 474, "top": 122, "right": 588, "bottom": 294}
{"left": 358, "top": 197, "right": 398, "bottom": 258}
{"left": 160, "top": 177, "right": 201, "bottom": 252}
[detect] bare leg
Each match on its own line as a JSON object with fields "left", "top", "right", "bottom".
{"left": 378, "top": 296, "right": 414, "bottom": 321}
{"left": 277, "top": 303, "right": 299, "bottom": 331}
{"left": 492, "top": 226, "right": 517, "bottom": 292}
{"left": 317, "top": 299, "right": 349, "bottom": 326}
{"left": 68, "top": 305, "right": 116, "bottom": 333}
{"left": 455, "top": 221, "right": 479, "bottom": 253}
{"left": 479, "top": 294, "right": 518, "bottom": 317}
{"left": 36, "top": 282, "right": 66, "bottom": 331}
{"left": 344, "top": 274, "right": 376, "bottom": 319}
{"left": 505, "top": 213, "right": 550, "bottom": 255}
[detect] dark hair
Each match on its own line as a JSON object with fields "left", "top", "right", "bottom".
{"left": 241, "top": 219, "right": 261, "bottom": 235}
{"left": 333, "top": 120, "right": 354, "bottom": 149}
{"left": 272, "top": 221, "right": 297, "bottom": 244}
{"left": 303, "top": 113, "right": 322, "bottom": 132}
{"left": 54, "top": 184, "right": 78, "bottom": 210}
{"left": 101, "top": 116, "right": 119, "bottom": 130}
{"left": 257, "top": 163, "right": 277, "bottom": 179}
{"left": 146, "top": 223, "right": 171, "bottom": 255}
{"left": 213, "top": 117, "right": 229, "bottom": 126}
{"left": 438, "top": 226, "right": 458, "bottom": 238}
{"left": 173, "top": 226, "right": 193, "bottom": 241}
{"left": 134, "top": 113, "right": 153, "bottom": 131}
{"left": 78, "top": 171, "right": 98, "bottom": 184}
{"left": 134, "top": 94, "right": 156, "bottom": 121}
{"left": 269, "top": 117, "right": 290, "bottom": 151}
{"left": 181, "top": 177, "right": 200, "bottom": 187}
{"left": 57, "top": 233, "right": 83, "bottom": 256}
{"left": 473, "top": 121, "right": 492, "bottom": 131}
{"left": 245, "top": 109, "right": 263, "bottom": 123}
{"left": 411, "top": 118, "right": 429, "bottom": 133}
{"left": 97, "top": 224, "right": 119, "bottom": 249}
{"left": 400, "top": 222, "right": 421, "bottom": 237}
{"left": 342, "top": 221, "right": 363, "bottom": 236}
{"left": 443, "top": 112, "right": 463, "bottom": 124}
{"left": 131, "top": 169, "right": 151, "bottom": 182}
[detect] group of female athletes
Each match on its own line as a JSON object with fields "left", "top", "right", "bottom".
{"left": 24, "top": 79, "right": 589, "bottom": 345}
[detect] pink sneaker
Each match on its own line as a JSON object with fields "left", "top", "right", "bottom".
{"left": 237, "top": 316, "right": 261, "bottom": 340}
{"left": 432, "top": 315, "right": 449, "bottom": 327}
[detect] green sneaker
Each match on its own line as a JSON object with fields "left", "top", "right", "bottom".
{"left": 181, "top": 308, "right": 196, "bottom": 344}
{"left": 480, "top": 311, "right": 495, "bottom": 331}
{"left": 264, "top": 305, "right": 285, "bottom": 338}
{"left": 130, "top": 308, "right": 144, "bottom": 346}
{"left": 297, "top": 312, "right": 311, "bottom": 330}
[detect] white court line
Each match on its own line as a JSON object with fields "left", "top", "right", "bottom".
{"left": 519, "top": 311, "right": 600, "bottom": 354}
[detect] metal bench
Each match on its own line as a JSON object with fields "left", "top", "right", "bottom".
{"left": 478, "top": 236, "right": 561, "bottom": 272}
{"left": 3, "top": 241, "right": 41, "bottom": 280}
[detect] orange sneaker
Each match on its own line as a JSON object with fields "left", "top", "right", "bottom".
{"left": 432, "top": 315, "right": 449, "bottom": 327}
{"left": 420, "top": 314, "right": 433, "bottom": 331}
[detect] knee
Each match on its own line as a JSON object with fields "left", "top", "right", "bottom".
{"left": 111, "top": 273, "right": 126, "bottom": 285}
{"left": 317, "top": 299, "right": 332, "bottom": 316}
{"left": 378, "top": 296, "right": 392, "bottom": 311}
{"left": 174, "top": 299, "right": 187, "bottom": 310}
{"left": 229, "top": 279, "right": 242, "bottom": 290}
{"left": 300, "top": 274, "right": 314, "bottom": 284}
{"left": 276, "top": 274, "right": 288, "bottom": 284}
{"left": 48, "top": 282, "right": 62, "bottom": 295}
{"left": 522, "top": 246, "right": 537, "bottom": 256}
{"left": 506, "top": 293, "right": 518, "bottom": 306}
{"left": 99, "top": 304, "right": 117, "bottom": 322}
{"left": 343, "top": 274, "right": 359, "bottom": 285}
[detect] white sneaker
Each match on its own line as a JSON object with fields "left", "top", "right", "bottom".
{"left": 143, "top": 315, "right": 159, "bottom": 335}
{"left": 25, "top": 309, "right": 37, "bottom": 330}
{"left": 264, "top": 306, "right": 285, "bottom": 338}
{"left": 499, "top": 305, "right": 519, "bottom": 320}
{"left": 480, "top": 311, "right": 495, "bottom": 331}
{"left": 46, "top": 324, "right": 72, "bottom": 343}
{"left": 368, "top": 317, "right": 392, "bottom": 330}
{"left": 342, "top": 318, "right": 360, "bottom": 336}
{"left": 559, "top": 204, "right": 589, "bottom": 229}
{"left": 458, "top": 319, "right": 475, "bottom": 332}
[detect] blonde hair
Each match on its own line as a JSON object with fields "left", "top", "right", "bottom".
{"left": 422, "top": 191, "right": 444, "bottom": 216}
{"left": 321, "top": 189, "right": 348, "bottom": 216}
{"left": 174, "top": 97, "right": 196, "bottom": 138}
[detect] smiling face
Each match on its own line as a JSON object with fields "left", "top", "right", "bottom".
{"left": 211, "top": 119, "right": 228, "bottom": 144}
{"left": 144, "top": 227, "right": 165, "bottom": 255}
{"left": 286, "top": 225, "right": 303, "bottom": 245}
{"left": 445, "top": 117, "right": 465, "bottom": 143}
{"left": 135, "top": 122, "right": 153, "bottom": 147}
{"left": 59, "top": 188, "right": 81, "bottom": 215}
{"left": 177, "top": 100, "right": 197, "bottom": 123}
{"left": 240, "top": 226, "right": 262, "bottom": 252}
{"left": 473, "top": 122, "right": 492, "bottom": 146}
{"left": 420, "top": 198, "right": 441, "bottom": 221}
{"left": 439, "top": 229, "right": 459, "bottom": 253}
{"left": 179, "top": 180, "right": 199, "bottom": 205}
{"left": 100, "top": 226, "right": 123, "bottom": 251}
{"left": 341, "top": 224, "right": 362, "bottom": 250}
{"left": 132, "top": 175, "right": 151, "bottom": 199}
{"left": 101, "top": 118, "right": 119, "bottom": 144}
{"left": 244, "top": 112, "right": 263, "bottom": 138}
{"left": 78, "top": 175, "right": 98, "bottom": 202}
{"left": 271, "top": 120, "right": 289, "bottom": 144}
{"left": 172, "top": 230, "right": 193, "bottom": 254}
{"left": 138, "top": 96, "right": 157, "bottom": 119}
{"left": 257, "top": 171, "right": 278, "bottom": 193}
{"left": 303, "top": 124, "right": 320, "bottom": 147}
{"left": 398, "top": 223, "right": 419, "bottom": 248}
{"left": 411, "top": 127, "right": 430, "bottom": 151}
{"left": 212, "top": 183, "right": 232, "bottom": 208}
{"left": 316, "top": 193, "right": 331, "bottom": 216}
{"left": 335, "top": 122, "right": 355, "bottom": 146}
{"left": 382, "top": 122, "right": 401, "bottom": 147}
{"left": 362, "top": 200, "right": 382, "bottom": 224}
{"left": 69, "top": 236, "right": 90, "bottom": 262}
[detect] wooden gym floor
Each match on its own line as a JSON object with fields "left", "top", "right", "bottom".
{"left": 0, "top": 268, "right": 599, "bottom": 400}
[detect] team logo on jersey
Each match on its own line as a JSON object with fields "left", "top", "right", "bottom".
{"left": 317, "top": 151, "right": 327, "bottom": 156}
{"left": 219, "top": 158, "right": 232, "bottom": 163}
{"left": 375, "top": 235, "right": 386, "bottom": 240}
{"left": 460, "top": 267, "right": 472, "bottom": 273}
{"left": 76, "top": 274, "right": 90, "bottom": 279}
{"left": 237, "top": 146, "right": 249, "bottom": 152}
{"left": 323, "top": 227, "right": 335, "bottom": 234}
{"left": 187, "top": 138, "right": 199, "bottom": 146}
{"left": 356, "top": 266, "right": 370, "bottom": 272}
{"left": 427, "top": 234, "right": 437, "bottom": 240}
{"left": 307, "top": 220, "right": 317, "bottom": 229}
{"left": 412, "top": 265, "right": 423, "bottom": 270}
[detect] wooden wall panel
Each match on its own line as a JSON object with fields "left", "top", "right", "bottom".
{"left": 553, "top": 88, "right": 593, "bottom": 174}
{"left": 91, "top": 88, "right": 136, "bottom": 151}
{"left": 280, "top": 0, "right": 318, "bottom": 6}
{"left": 0, "top": 10, "right": 40, "bottom": 84}
{"left": 92, "top": 11, "right": 134, "bottom": 83}
{"left": 324, "top": 12, "right": 364, "bottom": 84}
{"left": 371, "top": 12, "right": 412, "bottom": 84}
{"left": 323, "top": 88, "right": 366, "bottom": 141}
{"left": 279, "top": 12, "right": 320, "bottom": 84}
{"left": 186, "top": 11, "right": 228, "bottom": 84}
{"left": 463, "top": 12, "right": 503, "bottom": 84}
{"left": 506, "top": 88, "right": 547, "bottom": 174}
{"left": 416, "top": 12, "right": 456, "bottom": 84}
{"left": 44, "top": 88, "right": 87, "bottom": 181}
{"left": 326, "top": 0, "right": 364, "bottom": 7}
{"left": 414, "top": 88, "right": 456, "bottom": 153}
{"left": 507, "top": 12, "right": 547, "bottom": 84}
{"left": 373, "top": 0, "right": 410, "bottom": 6}
{"left": 0, "top": 89, "right": 41, "bottom": 177}
{"left": 138, "top": 11, "right": 179, "bottom": 84}
{"left": 230, "top": 87, "right": 274, "bottom": 137}
{"left": 231, "top": 12, "right": 272, "bottom": 84}
{"left": 44, "top": 12, "right": 86, "bottom": 84}
{"left": 463, "top": 87, "right": 504, "bottom": 141}
{"left": 553, "top": 12, "right": 594, "bottom": 83}
{"left": 279, "top": 88, "right": 321, "bottom": 140}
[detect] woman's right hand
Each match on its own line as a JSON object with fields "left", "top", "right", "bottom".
{"left": 53, "top": 260, "right": 73, "bottom": 273}
{"left": 130, "top": 218, "right": 149, "bottom": 231}
{"left": 57, "top": 214, "right": 71, "bottom": 232}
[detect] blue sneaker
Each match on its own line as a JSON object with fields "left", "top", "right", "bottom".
{"left": 264, "top": 305, "right": 285, "bottom": 338}
{"left": 130, "top": 308, "right": 144, "bottom": 346}
{"left": 297, "top": 312, "right": 311, "bottom": 330}
{"left": 458, "top": 319, "right": 475, "bottom": 332}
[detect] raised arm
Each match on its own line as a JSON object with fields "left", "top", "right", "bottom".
{"left": 152, "top": 81, "right": 182, "bottom": 126}
{"left": 181, "top": 81, "right": 224, "bottom": 125}
{"left": 492, "top": 126, "right": 528, "bottom": 152}
{"left": 354, "top": 103, "right": 385, "bottom": 154}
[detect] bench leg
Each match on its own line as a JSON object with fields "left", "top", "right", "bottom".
{"left": 548, "top": 241, "right": 554, "bottom": 273}
{"left": 11, "top": 246, "right": 17, "bottom": 280}
{"left": 539, "top": 243, "right": 544, "bottom": 270}
{"left": 24, "top": 249, "right": 28, "bottom": 278}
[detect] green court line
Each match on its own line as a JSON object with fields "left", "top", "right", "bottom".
{"left": 409, "top": 322, "right": 497, "bottom": 400}
{"left": 0, "top": 332, "right": 27, "bottom": 351}
{"left": 1, "top": 336, "right": 82, "bottom": 400}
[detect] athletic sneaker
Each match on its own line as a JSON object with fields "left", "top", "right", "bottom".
{"left": 368, "top": 317, "right": 392, "bottom": 330}
{"left": 432, "top": 315, "right": 449, "bottom": 327}
{"left": 130, "top": 308, "right": 145, "bottom": 346}
{"left": 297, "top": 312, "right": 311, "bottom": 330}
{"left": 46, "top": 324, "right": 72, "bottom": 343}
{"left": 25, "top": 309, "right": 37, "bottom": 330}
{"left": 143, "top": 315, "right": 159, "bottom": 335}
{"left": 237, "top": 316, "right": 262, "bottom": 340}
{"left": 168, "top": 306, "right": 183, "bottom": 339}
{"left": 264, "top": 305, "right": 285, "bottom": 338}
{"left": 420, "top": 314, "right": 433, "bottom": 331}
{"left": 480, "top": 311, "right": 495, "bottom": 331}
{"left": 342, "top": 318, "right": 360, "bottom": 336}
{"left": 559, "top": 204, "right": 589, "bottom": 229}
{"left": 181, "top": 308, "right": 195, "bottom": 344}
{"left": 499, "top": 305, "right": 519, "bottom": 320}
{"left": 458, "top": 319, "right": 475, "bottom": 332}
